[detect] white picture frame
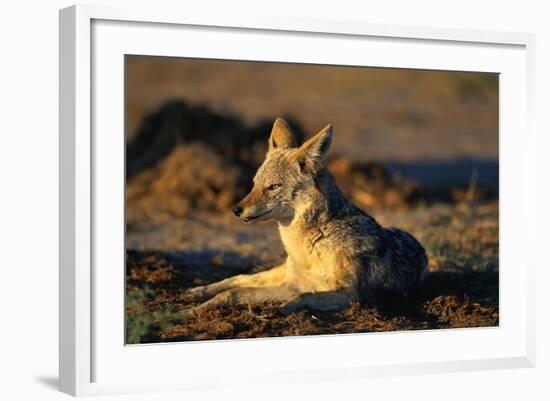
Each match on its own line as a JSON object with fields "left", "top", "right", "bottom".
{"left": 59, "top": 4, "right": 536, "bottom": 397}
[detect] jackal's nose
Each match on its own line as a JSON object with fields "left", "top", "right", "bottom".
{"left": 232, "top": 206, "right": 243, "bottom": 217}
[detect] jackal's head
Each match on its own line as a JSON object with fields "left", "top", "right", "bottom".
{"left": 233, "top": 118, "right": 332, "bottom": 224}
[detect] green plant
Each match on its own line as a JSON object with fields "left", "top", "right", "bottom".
{"left": 126, "top": 286, "right": 176, "bottom": 344}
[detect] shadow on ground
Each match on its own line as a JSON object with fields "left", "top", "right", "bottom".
{"left": 35, "top": 376, "right": 58, "bottom": 391}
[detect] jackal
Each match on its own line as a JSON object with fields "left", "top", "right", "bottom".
{"left": 183, "top": 118, "right": 427, "bottom": 314}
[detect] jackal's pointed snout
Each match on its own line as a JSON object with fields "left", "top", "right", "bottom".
{"left": 232, "top": 205, "right": 243, "bottom": 217}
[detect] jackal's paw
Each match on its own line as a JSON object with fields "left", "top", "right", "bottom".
{"left": 182, "top": 285, "right": 210, "bottom": 303}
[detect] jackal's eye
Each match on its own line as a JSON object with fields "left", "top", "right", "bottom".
{"left": 266, "top": 183, "right": 282, "bottom": 191}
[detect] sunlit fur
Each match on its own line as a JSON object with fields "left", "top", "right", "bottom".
{"left": 183, "top": 118, "right": 428, "bottom": 314}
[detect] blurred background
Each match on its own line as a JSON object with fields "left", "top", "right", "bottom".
{"left": 124, "top": 56, "right": 499, "bottom": 343}
{"left": 125, "top": 56, "right": 498, "bottom": 221}
{"left": 126, "top": 57, "right": 498, "bottom": 162}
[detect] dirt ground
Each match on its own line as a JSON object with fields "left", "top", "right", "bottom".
{"left": 126, "top": 201, "right": 498, "bottom": 343}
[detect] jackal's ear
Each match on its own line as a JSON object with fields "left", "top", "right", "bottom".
{"left": 268, "top": 118, "right": 297, "bottom": 152}
{"left": 293, "top": 124, "right": 332, "bottom": 174}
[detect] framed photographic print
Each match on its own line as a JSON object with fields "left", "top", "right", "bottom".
{"left": 59, "top": 4, "right": 536, "bottom": 396}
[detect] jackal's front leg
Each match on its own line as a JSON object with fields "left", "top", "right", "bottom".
{"left": 182, "top": 285, "right": 297, "bottom": 318}
{"left": 183, "top": 263, "right": 287, "bottom": 303}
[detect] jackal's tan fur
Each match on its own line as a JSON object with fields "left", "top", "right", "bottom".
{"left": 183, "top": 118, "right": 427, "bottom": 314}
